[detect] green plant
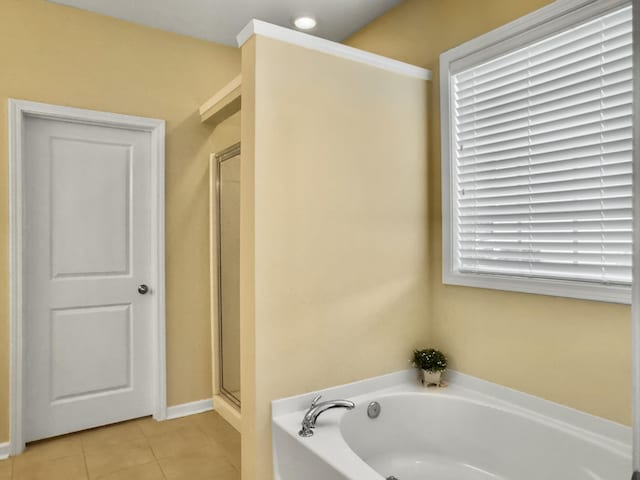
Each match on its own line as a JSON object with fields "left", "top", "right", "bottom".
{"left": 413, "top": 348, "right": 447, "bottom": 372}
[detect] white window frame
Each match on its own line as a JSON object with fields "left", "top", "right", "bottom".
{"left": 440, "top": 0, "right": 633, "bottom": 304}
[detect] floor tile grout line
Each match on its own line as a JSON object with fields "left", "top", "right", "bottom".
{"left": 156, "top": 460, "right": 170, "bottom": 480}
{"left": 193, "top": 412, "right": 242, "bottom": 470}
{"left": 79, "top": 431, "right": 93, "bottom": 479}
{"left": 159, "top": 460, "right": 169, "bottom": 480}
{"left": 141, "top": 421, "right": 169, "bottom": 480}
{"left": 79, "top": 420, "right": 154, "bottom": 480}
{"left": 136, "top": 416, "right": 157, "bottom": 440}
{"left": 197, "top": 415, "right": 240, "bottom": 462}
{"left": 81, "top": 446, "right": 90, "bottom": 480}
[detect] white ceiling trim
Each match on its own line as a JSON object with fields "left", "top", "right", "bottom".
{"left": 237, "top": 20, "right": 432, "bottom": 81}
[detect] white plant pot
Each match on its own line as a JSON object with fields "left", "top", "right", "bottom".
{"left": 421, "top": 369, "right": 443, "bottom": 386}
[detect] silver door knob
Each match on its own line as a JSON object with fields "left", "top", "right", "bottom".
{"left": 138, "top": 284, "right": 149, "bottom": 295}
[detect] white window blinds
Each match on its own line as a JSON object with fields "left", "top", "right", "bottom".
{"left": 452, "top": 5, "right": 633, "bottom": 286}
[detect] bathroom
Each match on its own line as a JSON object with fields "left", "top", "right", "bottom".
{"left": 0, "top": 0, "right": 636, "bottom": 479}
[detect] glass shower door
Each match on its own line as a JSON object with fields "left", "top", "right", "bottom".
{"left": 216, "top": 143, "right": 241, "bottom": 407}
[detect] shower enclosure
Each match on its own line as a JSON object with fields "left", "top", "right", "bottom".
{"left": 215, "top": 143, "right": 241, "bottom": 408}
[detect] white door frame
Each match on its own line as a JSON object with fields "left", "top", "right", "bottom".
{"left": 8, "top": 99, "right": 167, "bottom": 455}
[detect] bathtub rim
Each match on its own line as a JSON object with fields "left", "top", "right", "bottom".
{"left": 272, "top": 369, "right": 630, "bottom": 447}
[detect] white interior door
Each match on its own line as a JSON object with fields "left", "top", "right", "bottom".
{"left": 23, "top": 115, "right": 155, "bottom": 442}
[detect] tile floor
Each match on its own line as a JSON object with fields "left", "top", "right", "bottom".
{"left": 0, "top": 411, "right": 240, "bottom": 480}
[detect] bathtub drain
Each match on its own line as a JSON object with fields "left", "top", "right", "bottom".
{"left": 386, "top": 477, "right": 398, "bottom": 480}
{"left": 367, "top": 401, "right": 381, "bottom": 419}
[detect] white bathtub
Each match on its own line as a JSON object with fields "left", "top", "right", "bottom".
{"left": 272, "top": 371, "right": 631, "bottom": 480}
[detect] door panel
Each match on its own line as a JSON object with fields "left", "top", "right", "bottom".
{"left": 50, "top": 138, "right": 131, "bottom": 278}
{"left": 50, "top": 304, "right": 132, "bottom": 402}
{"left": 24, "top": 115, "right": 154, "bottom": 442}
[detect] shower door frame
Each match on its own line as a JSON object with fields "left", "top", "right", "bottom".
{"left": 214, "top": 142, "right": 242, "bottom": 408}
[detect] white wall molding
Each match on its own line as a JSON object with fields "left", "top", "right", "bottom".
{"left": 236, "top": 19, "right": 431, "bottom": 81}
{"left": 166, "top": 399, "right": 214, "bottom": 420}
{"left": 0, "top": 442, "right": 9, "bottom": 460}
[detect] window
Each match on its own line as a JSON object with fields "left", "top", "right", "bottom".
{"left": 440, "top": 0, "right": 633, "bottom": 303}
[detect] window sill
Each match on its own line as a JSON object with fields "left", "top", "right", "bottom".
{"left": 443, "top": 270, "right": 631, "bottom": 304}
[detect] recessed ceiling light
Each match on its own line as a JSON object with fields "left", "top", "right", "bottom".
{"left": 293, "top": 16, "right": 317, "bottom": 31}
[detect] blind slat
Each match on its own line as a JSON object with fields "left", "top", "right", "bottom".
{"left": 458, "top": 208, "right": 632, "bottom": 224}
{"left": 459, "top": 251, "right": 631, "bottom": 267}
{"left": 458, "top": 195, "right": 631, "bottom": 216}
{"left": 457, "top": 137, "right": 631, "bottom": 170}
{"left": 458, "top": 257, "right": 630, "bottom": 276}
{"left": 459, "top": 219, "right": 631, "bottom": 229}
{"left": 459, "top": 230, "right": 631, "bottom": 241}
{"left": 462, "top": 171, "right": 631, "bottom": 192}
{"left": 458, "top": 150, "right": 630, "bottom": 178}
{"left": 458, "top": 239, "right": 632, "bottom": 249}
{"left": 459, "top": 208, "right": 631, "bottom": 223}
{"left": 459, "top": 266, "right": 630, "bottom": 284}
{"left": 459, "top": 161, "right": 631, "bottom": 189}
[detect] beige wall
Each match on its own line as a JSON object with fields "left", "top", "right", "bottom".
{"left": 241, "top": 35, "right": 429, "bottom": 479}
{"left": 347, "top": 0, "right": 632, "bottom": 425}
{"left": 213, "top": 111, "right": 241, "bottom": 153}
{"left": 0, "top": 0, "right": 240, "bottom": 443}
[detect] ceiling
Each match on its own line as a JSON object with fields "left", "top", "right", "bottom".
{"left": 48, "top": 0, "right": 403, "bottom": 46}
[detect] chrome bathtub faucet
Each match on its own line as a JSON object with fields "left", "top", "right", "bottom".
{"left": 298, "top": 394, "right": 355, "bottom": 437}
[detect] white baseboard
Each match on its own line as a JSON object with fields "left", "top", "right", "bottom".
{"left": 166, "top": 398, "right": 213, "bottom": 420}
{"left": 0, "top": 442, "right": 10, "bottom": 460}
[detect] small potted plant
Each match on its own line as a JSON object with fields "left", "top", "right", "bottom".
{"left": 413, "top": 348, "right": 447, "bottom": 386}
